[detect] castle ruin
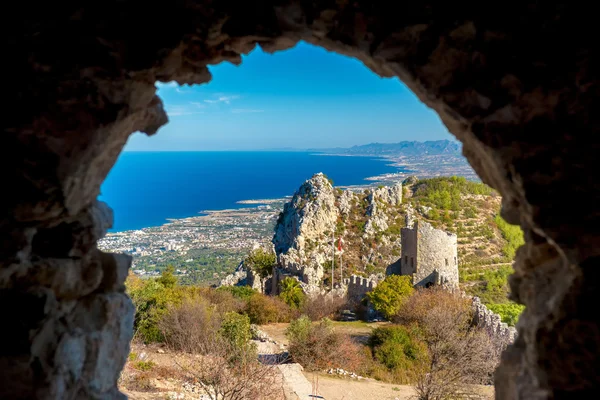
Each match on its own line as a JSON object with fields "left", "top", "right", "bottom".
{"left": 400, "top": 219, "right": 459, "bottom": 288}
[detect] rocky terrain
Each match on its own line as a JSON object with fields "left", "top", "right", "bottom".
{"left": 273, "top": 173, "right": 405, "bottom": 292}
{"left": 271, "top": 173, "right": 517, "bottom": 306}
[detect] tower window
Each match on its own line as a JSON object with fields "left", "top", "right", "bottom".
{"left": 411, "top": 257, "right": 414, "bottom": 267}
{"left": 445, "top": 258, "right": 449, "bottom": 266}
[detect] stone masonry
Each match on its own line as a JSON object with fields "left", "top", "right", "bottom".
{"left": 400, "top": 219, "right": 459, "bottom": 288}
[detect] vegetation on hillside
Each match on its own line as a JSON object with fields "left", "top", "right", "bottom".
{"left": 366, "top": 275, "right": 414, "bottom": 319}
{"left": 244, "top": 247, "right": 276, "bottom": 279}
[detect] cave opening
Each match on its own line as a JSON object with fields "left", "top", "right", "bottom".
{"left": 3, "top": 3, "right": 599, "bottom": 399}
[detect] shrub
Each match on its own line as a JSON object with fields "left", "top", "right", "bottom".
{"left": 217, "top": 285, "right": 257, "bottom": 301}
{"left": 245, "top": 293, "right": 293, "bottom": 325}
{"left": 300, "top": 294, "right": 346, "bottom": 321}
{"left": 220, "top": 312, "right": 253, "bottom": 352}
{"left": 180, "top": 345, "right": 283, "bottom": 400}
{"left": 128, "top": 277, "right": 183, "bottom": 343}
{"left": 158, "top": 297, "right": 221, "bottom": 354}
{"left": 279, "top": 277, "right": 306, "bottom": 309}
{"left": 134, "top": 360, "right": 156, "bottom": 372}
{"left": 368, "top": 325, "right": 428, "bottom": 383}
{"left": 201, "top": 287, "right": 246, "bottom": 314}
{"left": 286, "top": 317, "right": 362, "bottom": 372}
{"left": 245, "top": 248, "right": 277, "bottom": 279}
{"left": 487, "top": 302, "right": 525, "bottom": 326}
{"left": 367, "top": 275, "right": 414, "bottom": 320}
{"left": 495, "top": 214, "right": 525, "bottom": 259}
{"left": 397, "top": 288, "right": 497, "bottom": 399}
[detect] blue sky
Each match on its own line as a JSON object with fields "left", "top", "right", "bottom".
{"left": 125, "top": 41, "right": 451, "bottom": 151}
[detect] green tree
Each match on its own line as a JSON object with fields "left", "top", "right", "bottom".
{"left": 487, "top": 302, "right": 525, "bottom": 326}
{"left": 494, "top": 214, "right": 525, "bottom": 259}
{"left": 367, "top": 275, "right": 414, "bottom": 320}
{"left": 245, "top": 247, "right": 276, "bottom": 279}
{"left": 157, "top": 265, "right": 177, "bottom": 288}
{"left": 279, "top": 277, "right": 306, "bottom": 309}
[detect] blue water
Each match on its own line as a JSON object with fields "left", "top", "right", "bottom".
{"left": 100, "top": 152, "right": 400, "bottom": 232}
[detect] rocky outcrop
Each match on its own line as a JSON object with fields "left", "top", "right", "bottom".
{"left": 472, "top": 297, "right": 517, "bottom": 354}
{"left": 219, "top": 260, "right": 267, "bottom": 293}
{"left": 273, "top": 175, "right": 404, "bottom": 294}
{"left": 364, "top": 184, "right": 402, "bottom": 237}
{"left": 273, "top": 173, "right": 339, "bottom": 289}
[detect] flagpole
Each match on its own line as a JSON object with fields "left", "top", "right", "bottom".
{"left": 331, "top": 228, "right": 335, "bottom": 292}
{"left": 339, "top": 239, "right": 343, "bottom": 285}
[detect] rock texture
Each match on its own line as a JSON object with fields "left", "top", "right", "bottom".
{"left": 364, "top": 184, "right": 403, "bottom": 237}
{"left": 401, "top": 219, "right": 459, "bottom": 288}
{"left": 219, "top": 260, "right": 266, "bottom": 293}
{"left": 273, "top": 173, "right": 338, "bottom": 290}
{"left": 272, "top": 174, "right": 404, "bottom": 294}
{"left": 472, "top": 296, "right": 517, "bottom": 355}
{"left": 3, "top": 2, "right": 600, "bottom": 398}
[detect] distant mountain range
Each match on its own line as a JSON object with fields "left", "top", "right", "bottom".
{"left": 311, "top": 140, "right": 462, "bottom": 156}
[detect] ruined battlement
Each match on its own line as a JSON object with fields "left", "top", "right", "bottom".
{"left": 343, "top": 274, "right": 380, "bottom": 302}
{"left": 472, "top": 296, "right": 517, "bottom": 354}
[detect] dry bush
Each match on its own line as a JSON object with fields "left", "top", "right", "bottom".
{"left": 200, "top": 288, "right": 246, "bottom": 314}
{"left": 158, "top": 297, "right": 222, "bottom": 354}
{"left": 245, "top": 294, "right": 294, "bottom": 324}
{"left": 287, "top": 317, "right": 364, "bottom": 372}
{"left": 180, "top": 340, "right": 284, "bottom": 400}
{"left": 396, "top": 288, "right": 497, "bottom": 399}
{"left": 300, "top": 293, "right": 346, "bottom": 321}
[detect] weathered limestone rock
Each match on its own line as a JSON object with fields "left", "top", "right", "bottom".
{"left": 273, "top": 173, "right": 338, "bottom": 289}
{"left": 219, "top": 260, "right": 268, "bottom": 293}
{"left": 3, "top": 2, "right": 600, "bottom": 398}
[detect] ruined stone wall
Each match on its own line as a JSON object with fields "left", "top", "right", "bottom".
{"left": 343, "top": 275, "right": 379, "bottom": 303}
{"left": 400, "top": 226, "right": 417, "bottom": 276}
{"left": 414, "top": 221, "right": 459, "bottom": 287}
{"left": 472, "top": 296, "right": 517, "bottom": 355}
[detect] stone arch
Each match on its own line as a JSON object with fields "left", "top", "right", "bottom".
{"left": 2, "top": 2, "right": 599, "bottom": 398}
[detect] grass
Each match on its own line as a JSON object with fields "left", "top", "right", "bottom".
{"left": 134, "top": 360, "right": 156, "bottom": 372}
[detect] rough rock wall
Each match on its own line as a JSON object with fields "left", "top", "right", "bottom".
{"left": 364, "top": 184, "right": 402, "bottom": 237}
{"left": 272, "top": 175, "right": 403, "bottom": 293}
{"left": 219, "top": 261, "right": 269, "bottom": 293}
{"left": 4, "top": 2, "right": 600, "bottom": 398}
{"left": 472, "top": 296, "right": 517, "bottom": 355}
{"left": 273, "top": 173, "right": 338, "bottom": 288}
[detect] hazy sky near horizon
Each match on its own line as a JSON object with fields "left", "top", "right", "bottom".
{"left": 125, "top": 41, "right": 452, "bottom": 151}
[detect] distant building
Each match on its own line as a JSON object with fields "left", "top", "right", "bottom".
{"left": 400, "top": 219, "right": 459, "bottom": 288}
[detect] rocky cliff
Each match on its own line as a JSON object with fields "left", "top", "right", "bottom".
{"left": 272, "top": 173, "right": 404, "bottom": 293}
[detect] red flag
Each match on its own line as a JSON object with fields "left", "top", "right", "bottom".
{"left": 338, "top": 237, "right": 343, "bottom": 251}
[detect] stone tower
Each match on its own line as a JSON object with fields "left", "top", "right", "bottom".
{"left": 400, "top": 219, "right": 459, "bottom": 288}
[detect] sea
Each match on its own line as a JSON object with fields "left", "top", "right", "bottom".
{"left": 100, "top": 151, "right": 402, "bottom": 232}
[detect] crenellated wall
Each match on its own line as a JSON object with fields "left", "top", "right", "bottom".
{"left": 472, "top": 296, "right": 517, "bottom": 355}
{"left": 343, "top": 274, "right": 380, "bottom": 303}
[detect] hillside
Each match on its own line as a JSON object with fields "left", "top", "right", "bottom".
{"left": 313, "top": 140, "right": 461, "bottom": 156}
{"left": 273, "top": 174, "right": 523, "bottom": 308}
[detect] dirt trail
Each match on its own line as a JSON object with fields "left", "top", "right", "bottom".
{"left": 303, "top": 372, "right": 414, "bottom": 400}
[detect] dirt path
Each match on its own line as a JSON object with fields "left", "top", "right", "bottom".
{"left": 303, "top": 372, "right": 415, "bottom": 400}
